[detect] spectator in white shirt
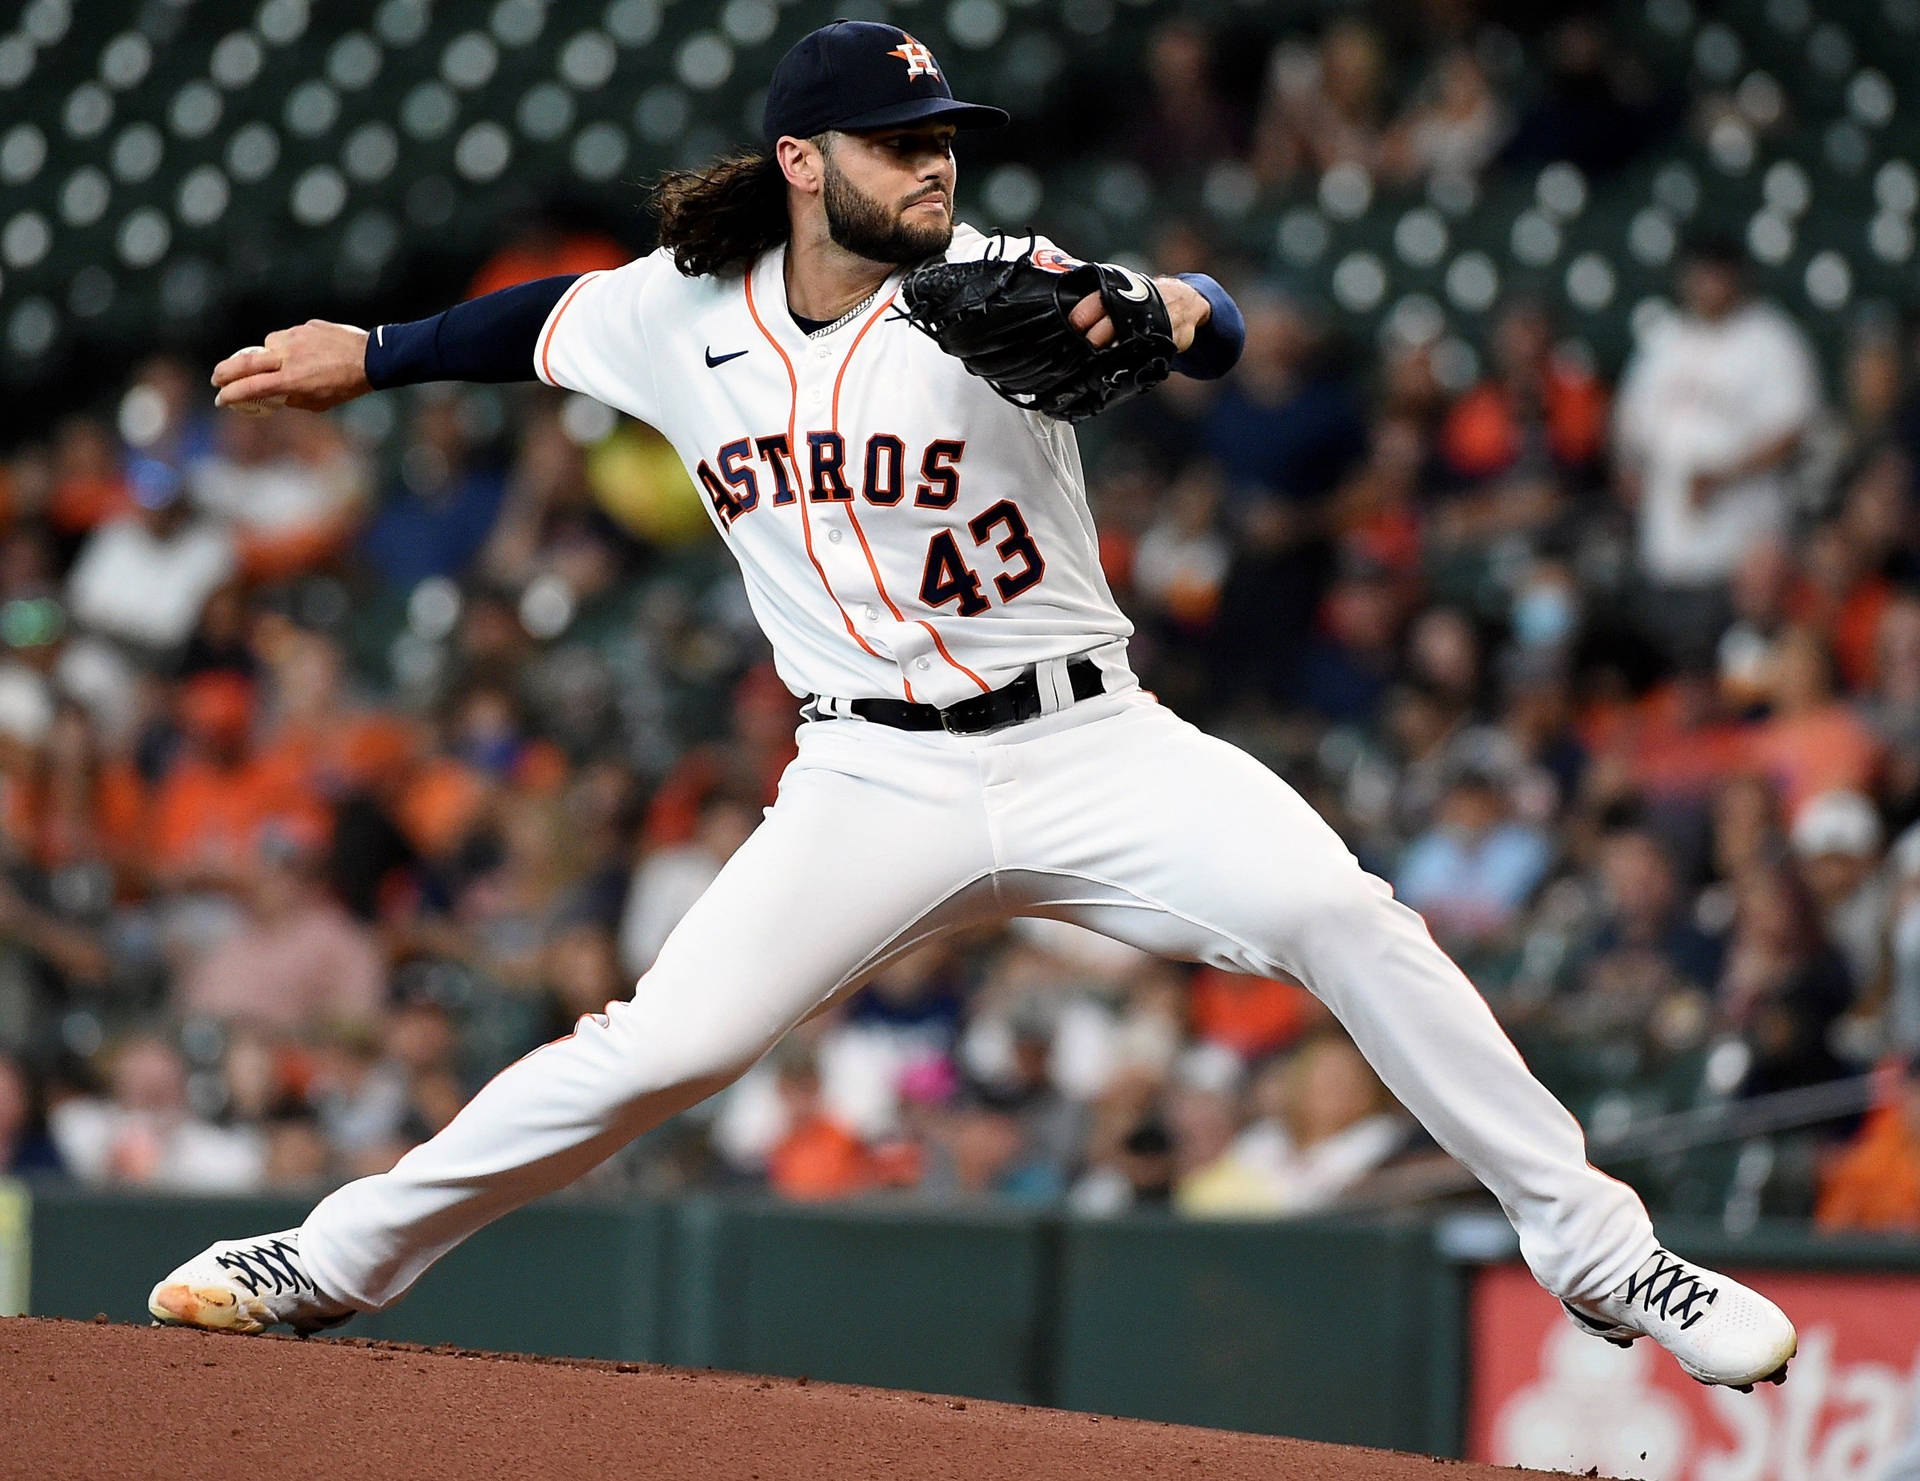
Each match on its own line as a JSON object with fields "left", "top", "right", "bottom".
{"left": 1613, "top": 237, "right": 1822, "bottom": 663}
{"left": 618, "top": 787, "right": 760, "bottom": 977}
{"left": 64, "top": 457, "right": 235, "bottom": 656}
{"left": 188, "top": 405, "right": 368, "bottom": 580}
{"left": 48, "top": 1034, "right": 264, "bottom": 1191}
{"left": 1176, "top": 1032, "right": 1408, "bottom": 1216}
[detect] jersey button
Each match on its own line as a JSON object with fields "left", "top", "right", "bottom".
{"left": 863, "top": 606, "right": 880, "bottom": 623}
{"left": 914, "top": 657, "right": 932, "bottom": 672}
{"left": 826, "top": 528, "right": 842, "bottom": 544}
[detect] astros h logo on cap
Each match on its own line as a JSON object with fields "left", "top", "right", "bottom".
{"left": 887, "top": 33, "right": 940, "bottom": 81}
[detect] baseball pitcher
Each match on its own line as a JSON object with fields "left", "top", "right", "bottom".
{"left": 151, "top": 22, "right": 1794, "bottom": 1393}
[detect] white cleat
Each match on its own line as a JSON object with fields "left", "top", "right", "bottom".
{"left": 1563, "top": 1247, "right": 1796, "bottom": 1390}
{"left": 148, "top": 1229, "right": 354, "bottom": 1337}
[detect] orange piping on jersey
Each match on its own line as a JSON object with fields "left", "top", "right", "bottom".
{"left": 829, "top": 291, "right": 898, "bottom": 430}
{"left": 742, "top": 269, "right": 893, "bottom": 676}
{"left": 537, "top": 272, "right": 603, "bottom": 386}
{"left": 832, "top": 293, "right": 992, "bottom": 696}
{"left": 831, "top": 299, "right": 913, "bottom": 627}
{"left": 917, "top": 621, "right": 989, "bottom": 690}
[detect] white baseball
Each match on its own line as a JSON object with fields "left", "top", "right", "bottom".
{"left": 231, "top": 346, "right": 287, "bottom": 415}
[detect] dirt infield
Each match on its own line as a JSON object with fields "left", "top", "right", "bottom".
{"left": 0, "top": 1316, "right": 1566, "bottom": 1481}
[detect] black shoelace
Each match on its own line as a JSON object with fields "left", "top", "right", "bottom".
{"left": 213, "top": 1237, "right": 313, "bottom": 1298}
{"left": 1621, "top": 1249, "right": 1718, "bottom": 1331}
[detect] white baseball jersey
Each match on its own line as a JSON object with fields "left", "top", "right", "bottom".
{"left": 532, "top": 225, "right": 1135, "bottom": 709}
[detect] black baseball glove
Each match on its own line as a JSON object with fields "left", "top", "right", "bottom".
{"left": 899, "top": 239, "right": 1178, "bottom": 423}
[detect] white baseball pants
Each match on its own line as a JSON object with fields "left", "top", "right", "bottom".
{"left": 300, "top": 688, "right": 1655, "bottom": 1310}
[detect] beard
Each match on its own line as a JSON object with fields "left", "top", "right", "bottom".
{"left": 822, "top": 158, "right": 952, "bottom": 265}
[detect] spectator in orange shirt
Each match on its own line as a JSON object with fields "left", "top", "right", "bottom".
{"left": 1748, "top": 625, "right": 1880, "bottom": 822}
{"left": 391, "top": 685, "right": 548, "bottom": 868}
{"left": 1816, "top": 1057, "right": 1920, "bottom": 1232}
{"left": 766, "top": 1050, "right": 874, "bottom": 1201}
{"left": 1620, "top": 668, "right": 1758, "bottom": 806}
{"left": 1188, "top": 965, "right": 1325, "bottom": 1060}
{"left": 3, "top": 701, "right": 144, "bottom": 884}
{"left": 46, "top": 417, "right": 133, "bottom": 540}
{"left": 1789, "top": 522, "right": 1890, "bottom": 696}
{"left": 1440, "top": 299, "right": 1607, "bottom": 485}
{"left": 149, "top": 673, "right": 329, "bottom": 890}
{"left": 251, "top": 621, "right": 426, "bottom": 806}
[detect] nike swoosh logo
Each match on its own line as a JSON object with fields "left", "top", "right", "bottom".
{"left": 1112, "top": 269, "right": 1151, "bottom": 302}
{"left": 705, "top": 347, "right": 748, "bottom": 367}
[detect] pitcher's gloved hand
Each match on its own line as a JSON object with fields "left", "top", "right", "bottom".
{"left": 899, "top": 239, "right": 1176, "bottom": 423}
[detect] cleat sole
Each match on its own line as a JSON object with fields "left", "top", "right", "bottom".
{"left": 148, "top": 1283, "right": 271, "bottom": 1335}
{"left": 1681, "top": 1343, "right": 1795, "bottom": 1391}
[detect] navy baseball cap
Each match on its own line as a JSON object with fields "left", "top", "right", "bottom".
{"left": 761, "top": 21, "right": 1008, "bottom": 145}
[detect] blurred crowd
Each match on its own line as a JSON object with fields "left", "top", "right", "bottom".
{"left": 7, "top": 9, "right": 1920, "bottom": 1232}
{"left": 1109, "top": 8, "right": 1674, "bottom": 192}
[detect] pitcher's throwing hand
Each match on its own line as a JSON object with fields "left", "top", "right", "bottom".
{"left": 210, "top": 320, "right": 369, "bottom": 413}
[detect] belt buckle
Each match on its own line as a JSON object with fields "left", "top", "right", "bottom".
{"left": 939, "top": 706, "right": 967, "bottom": 734}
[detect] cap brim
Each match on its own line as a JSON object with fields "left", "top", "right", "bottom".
{"left": 832, "top": 97, "right": 1009, "bottom": 132}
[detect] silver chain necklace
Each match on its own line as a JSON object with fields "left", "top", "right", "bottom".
{"left": 806, "top": 287, "right": 882, "bottom": 339}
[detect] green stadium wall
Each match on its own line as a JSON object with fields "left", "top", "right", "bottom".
{"left": 17, "top": 1188, "right": 1913, "bottom": 1457}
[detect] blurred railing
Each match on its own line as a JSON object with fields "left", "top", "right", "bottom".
{"left": 1336, "top": 1072, "right": 1883, "bottom": 1225}
{"left": 1589, "top": 1074, "right": 1879, "bottom": 1161}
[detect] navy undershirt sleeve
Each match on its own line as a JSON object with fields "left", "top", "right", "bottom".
{"left": 362, "top": 269, "right": 1242, "bottom": 389}
{"left": 1169, "top": 273, "right": 1245, "bottom": 381}
{"left": 362, "top": 274, "right": 581, "bottom": 390}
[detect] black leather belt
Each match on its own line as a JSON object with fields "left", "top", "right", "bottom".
{"left": 830, "top": 657, "right": 1107, "bottom": 735}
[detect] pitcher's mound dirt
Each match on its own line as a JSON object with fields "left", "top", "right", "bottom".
{"left": 1, "top": 1315, "right": 1565, "bottom": 1481}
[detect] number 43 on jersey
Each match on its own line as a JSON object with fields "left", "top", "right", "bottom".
{"left": 920, "top": 501, "right": 1044, "bottom": 616}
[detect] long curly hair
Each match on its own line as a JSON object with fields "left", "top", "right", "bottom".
{"left": 651, "top": 146, "right": 809, "bottom": 279}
